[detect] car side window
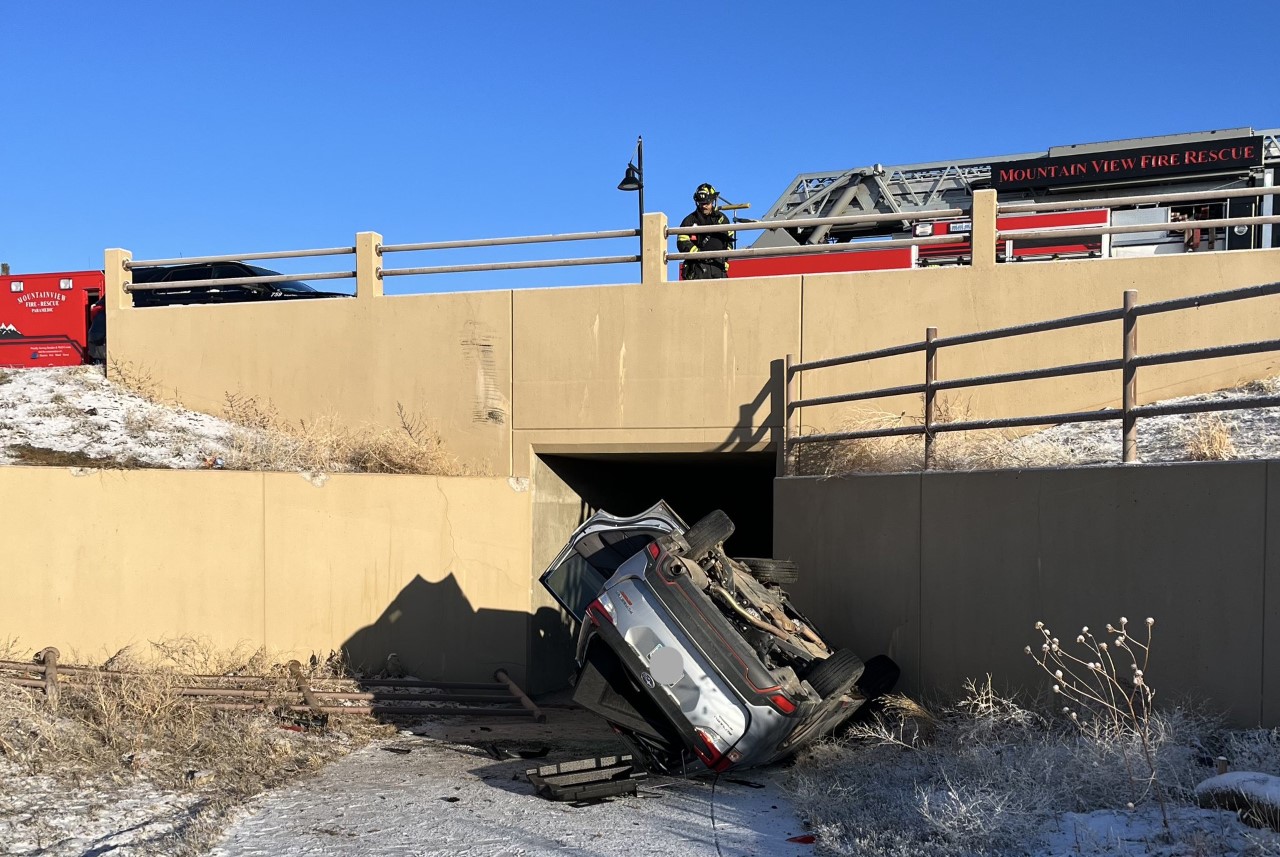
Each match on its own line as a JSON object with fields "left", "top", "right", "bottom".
{"left": 212, "top": 264, "right": 252, "bottom": 281}
{"left": 163, "top": 265, "right": 215, "bottom": 282}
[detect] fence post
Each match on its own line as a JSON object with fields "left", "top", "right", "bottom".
{"left": 924, "top": 328, "right": 938, "bottom": 469}
{"left": 1122, "top": 290, "right": 1138, "bottom": 463}
{"left": 356, "top": 231, "right": 384, "bottom": 300}
{"left": 970, "top": 190, "right": 998, "bottom": 269}
{"left": 38, "top": 647, "right": 59, "bottom": 710}
{"left": 641, "top": 211, "right": 668, "bottom": 285}
{"left": 778, "top": 353, "right": 794, "bottom": 477}
{"left": 103, "top": 248, "right": 132, "bottom": 312}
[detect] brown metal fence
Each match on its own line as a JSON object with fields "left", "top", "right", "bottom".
{"left": 0, "top": 647, "right": 544, "bottom": 722}
{"left": 778, "top": 280, "right": 1280, "bottom": 476}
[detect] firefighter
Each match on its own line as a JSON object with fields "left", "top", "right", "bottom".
{"left": 676, "top": 183, "right": 735, "bottom": 279}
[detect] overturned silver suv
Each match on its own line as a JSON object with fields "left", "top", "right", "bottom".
{"left": 540, "top": 501, "right": 898, "bottom": 775}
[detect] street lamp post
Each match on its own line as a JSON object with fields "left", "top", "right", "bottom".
{"left": 617, "top": 135, "right": 644, "bottom": 231}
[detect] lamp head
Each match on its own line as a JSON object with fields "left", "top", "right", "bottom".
{"left": 617, "top": 163, "right": 642, "bottom": 192}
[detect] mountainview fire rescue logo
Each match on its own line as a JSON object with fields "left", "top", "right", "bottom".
{"left": 16, "top": 291, "right": 69, "bottom": 314}
{"left": 0, "top": 323, "right": 21, "bottom": 337}
{"left": 991, "top": 136, "right": 1263, "bottom": 191}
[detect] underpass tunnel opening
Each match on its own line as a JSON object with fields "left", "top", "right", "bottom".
{"left": 537, "top": 451, "right": 776, "bottom": 558}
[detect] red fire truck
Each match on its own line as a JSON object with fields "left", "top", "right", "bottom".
{"left": 913, "top": 208, "right": 1110, "bottom": 265}
{"left": 739, "top": 126, "right": 1278, "bottom": 273}
{"left": 0, "top": 270, "right": 103, "bottom": 368}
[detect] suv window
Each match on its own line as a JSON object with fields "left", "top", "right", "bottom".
{"left": 163, "top": 265, "right": 215, "bottom": 283}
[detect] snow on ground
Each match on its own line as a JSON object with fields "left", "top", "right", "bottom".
{"left": 1041, "top": 805, "right": 1276, "bottom": 856}
{"left": 210, "top": 713, "right": 810, "bottom": 857}
{"left": 1017, "top": 378, "right": 1280, "bottom": 465}
{"left": 0, "top": 760, "right": 202, "bottom": 856}
{"left": 0, "top": 365, "right": 236, "bottom": 468}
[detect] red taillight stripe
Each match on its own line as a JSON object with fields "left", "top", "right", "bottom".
{"left": 770, "top": 693, "right": 797, "bottom": 714}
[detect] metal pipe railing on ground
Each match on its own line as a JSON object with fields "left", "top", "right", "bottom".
{"left": 0, "top": 648, "right": 548, "bottom": 721}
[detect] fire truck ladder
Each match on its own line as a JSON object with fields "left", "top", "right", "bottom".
{"left": 755, "top": 155, "right": 1026, "bottom": 247}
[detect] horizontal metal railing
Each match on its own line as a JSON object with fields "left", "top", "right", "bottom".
{"left": 379, "top": 227, "right": 640, "bottom": 278}
{"left": 998, "top": 185, "right": 1280, "bottom": 213}
{"left": 665, "top": 208, "right": 967, "bottom": 264}
{"left": 125, "top": 246, "right": 358, "bottom": 292}
{"left": 112, "top": 180, "right": 1280, "bottom": 294}
{"left": 1000, "top": 214, "right": 1280, "bottom": 244}
{"left": 778, "top": 280, "right": 1280, "bottom": 475}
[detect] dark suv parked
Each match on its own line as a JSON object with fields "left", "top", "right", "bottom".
{"left": 87, "top": 262, "right": 350, "bottom": 361}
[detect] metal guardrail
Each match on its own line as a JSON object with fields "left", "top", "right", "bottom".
{"left": 998, "top": 185, "right": 1280, "bottom": 213}
{"left": 0, "top": 648, "right": 545, "bottom": 721}
{"left": 125, "top": 246, "right": 359, "bottom": 292}
{"left": 115, "top": 181, "right": 1280, "bottom": 290}
{"left": 379, "top": 227, "right": 641, "bottom": 278}
{"left": 778, "top": 280, "right": 1280, "bottom": 476}
{"left": 665, "top": 208, "right": 967, "bottom": 264}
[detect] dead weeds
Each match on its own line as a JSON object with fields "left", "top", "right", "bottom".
{"left": 793, "top": 397, "right": 1075, "bottom": 476}
{"left": 222, "top": 393, "right": 465, "bottom": 476}
{"left": 6, "top": 443, "right": 150, "bottom": 469}
{"left": 0, "top": 639, "right": 393, "bottom": 854}
{"left": 1182, "top": 413, "right": 1236, "bottom": 461}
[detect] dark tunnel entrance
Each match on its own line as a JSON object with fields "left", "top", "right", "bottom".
{"left": 537, "top": 452, "right": 775, "bottom": 558}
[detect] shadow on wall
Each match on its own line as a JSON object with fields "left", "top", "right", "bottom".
{"left": 340, "top": 573, "right": 572, "bottom": 689}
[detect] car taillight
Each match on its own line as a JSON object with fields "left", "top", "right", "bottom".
{"left": 693, "top": 727, "right": 737, "bottom": 772}
{"left": 587, "top": 593, "right": 617, "bottom": 625}
{"left": 769, "top": 693, "right": 797, "bottom": 715}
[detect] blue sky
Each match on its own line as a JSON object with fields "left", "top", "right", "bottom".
{"left": 2, "top": 1, "right": 1276, "bottom": 293}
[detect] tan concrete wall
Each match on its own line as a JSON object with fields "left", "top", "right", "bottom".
{"left": 106, "top": 247, "right": 1279, "bottom": 478}
{"left": 774, "top": 461, "right": 1279, "bottom": 726}
{"left": 0, "top": 467, "right": 533, "bottom": 684}
{"left": 107, "top": 290, "right": 513, "bottom": 474}
{"left": 510, "top": 277, "right": 800, "bottom": 474}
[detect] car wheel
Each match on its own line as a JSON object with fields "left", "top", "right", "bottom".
{"left": 736, "top": 557, "right": 799, "bottom": 586}
{"left": 854, "top": 654, "right": 900, "bottom": 700}
{"left": 682, "top": 510, "right": 734, "bottom": 557}
{"left": 804, "top": 648, "right": 864, "bottom": 699}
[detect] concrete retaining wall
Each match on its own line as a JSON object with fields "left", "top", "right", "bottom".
{"left": 774, "top": 461, "right": 1280, "bottom": 726}
{"left": 0, "top": 466, "right": 535, "bottom": 685}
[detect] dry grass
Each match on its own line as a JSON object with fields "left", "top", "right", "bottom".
{"left": 793, "top": 397, "right": 1075, "bottom": 476}
{"left": 0, "top": 368, "right": 12, "bottom": 385}
{"left": 788, "top": 678, "right": 1268, "bottom": 857}
{"left": 0, "top": 638, "right": 393, "bottom": 855}
{"left": 107, "top": 358, "right": 166, "bottom": 403}
{"left": 1182, "top": 414, "right": 1236, "bottom": 461}
{"left": 221, "top": 393, "right": 466, "bottom": 476}
{"left": 6, "top": 443, "right": 149, "bottom": 469}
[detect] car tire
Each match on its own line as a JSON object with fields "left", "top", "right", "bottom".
{"left": 736, "top": 557, "right": 799, "bottom": 586}
{"left": 854, "top": 654, "right": 900, "bottom": 700}
{"left": 804, "top": 648, "right": 865, "bottom": 699}
{"left": 682, "top": 510, "right": 734, "bottom": 557}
